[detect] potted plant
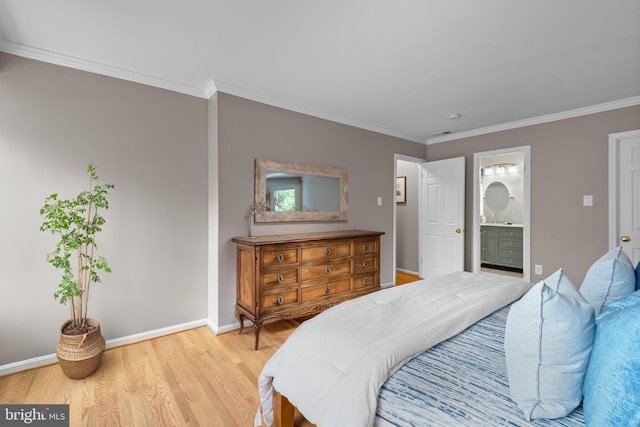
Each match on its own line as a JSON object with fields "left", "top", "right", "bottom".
{"left": 39, "top": 164, "right": 114, "bottom": 379}
{"left": 245, "top": 196, "right": 280, "bottom": 237}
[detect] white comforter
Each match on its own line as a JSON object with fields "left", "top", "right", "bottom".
{"left": 255, "top": 271, "right": 533, "bottom": 427}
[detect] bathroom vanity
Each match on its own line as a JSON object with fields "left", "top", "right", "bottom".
{"left": 480, "top": 224, "right": 523, "bottom": 270}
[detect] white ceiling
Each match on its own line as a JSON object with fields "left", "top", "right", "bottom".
{"left": 1, "top": 1, "right": 639, "bottom": 144}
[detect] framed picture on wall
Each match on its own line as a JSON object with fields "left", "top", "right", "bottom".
{"left": 396, "top": 176, "right": 406, "bottom": 203}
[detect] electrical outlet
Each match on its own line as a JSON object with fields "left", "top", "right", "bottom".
{"left": 377, "top": 196, "right": 383, "bottom": 206}
{"left": 535, "top": 264, "right": 543, "bottom": 275}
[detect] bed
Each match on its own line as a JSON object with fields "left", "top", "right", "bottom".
{"left": 375, "top": 304, "right": 584, "bottom": 426}
{"left": 255, "top": 251, "right": 640, "bottom": 427}
{"left": 255, "top": 271, "right": 533, "bottom": 426}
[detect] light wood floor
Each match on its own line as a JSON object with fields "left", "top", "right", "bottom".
{"left": 0, "top": 272, "right": 418, "bottom": 427}
{"left": 0, "top": 321, "right": 308, "bottom": 427}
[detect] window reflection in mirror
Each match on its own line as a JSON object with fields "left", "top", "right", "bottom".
{"left": 266, "top": 173, "right": 341, "bottom": 213}
{"left": 255, "top": 159, "right": 348, "bottom": 222}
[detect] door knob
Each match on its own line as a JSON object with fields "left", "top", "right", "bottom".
{"left": 621, "top": 236, "right": 631, "bottom": 242}
{"left": 455, "top": 228, "right": 462, "bottom": 234}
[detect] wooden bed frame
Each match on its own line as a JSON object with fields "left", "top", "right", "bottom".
{"left": 272, "top": 390, "right": 317, "bottom": 427}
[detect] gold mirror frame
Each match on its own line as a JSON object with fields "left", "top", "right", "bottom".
{"left": 254, "top": 158, "right": 348, "bottom": 222}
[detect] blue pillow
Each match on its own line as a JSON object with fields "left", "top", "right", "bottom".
{"left": 505, "top": 269, "right": 595, "bottom": 420}
{"left": 636, "top": 261, "right": 640, "bottom": 291}
{"left": 579, "top": 247, "right": 635, "bottom": 315}
{"left": 583, "top": 290, "right": 640, "bottom": 426}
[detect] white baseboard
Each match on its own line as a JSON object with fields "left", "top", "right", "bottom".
{"left": 0, "top": 319, "right": 209, "bottom": 377}
{"left": 208, "top": 319, "right": 248, "bottom": 335}
{"left": 380, "top": 281, "right": 395, "bottom": 289}
{"left": 396, "top": 268, "right": 420, "bottom": 276}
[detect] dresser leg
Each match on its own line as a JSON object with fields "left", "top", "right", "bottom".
{"left": 235, "top": 310, "right": 245, "bottom": 334}
{"left": 254, "top": 321, "right": 263, "bottom": 350}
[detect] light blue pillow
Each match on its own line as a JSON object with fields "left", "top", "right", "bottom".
{"left": 505, "top": 269, "right": 595, "bottom": 420}
{"left": 579, "top": 246, "right": 635, "bottom": 315}
{"left": 583, "top": 290, "right": 640, "bottom": 426}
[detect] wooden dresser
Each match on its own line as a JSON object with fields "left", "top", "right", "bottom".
{"left": 232, "top": 230, "right": 384, "bottom": 349}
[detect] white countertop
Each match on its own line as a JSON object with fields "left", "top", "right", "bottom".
{"left": 481, "top": 223, "right": 523, "bottom": 227}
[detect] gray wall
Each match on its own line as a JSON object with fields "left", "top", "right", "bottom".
{"left": 396, "top": 160, "right": 421, "bottom": 273}
{"left": 426, "top": 106, "right": 640, "bottom": 284}
{"left": 0, "top": 53, "right": 209, "bottom": 366}
{"left": 0, "top": 54, "right": 426, "bottom": 366}
{"left": 215, "top": 93, "right": 426, "bottom": 327}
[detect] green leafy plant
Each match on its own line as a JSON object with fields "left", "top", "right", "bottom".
{"left": 40, "top": 164, "right": 114, "bottom": 334}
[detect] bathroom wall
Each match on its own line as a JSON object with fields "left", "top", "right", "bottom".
{"left": 480, "top": 155, "right": 524, "bottom": 224}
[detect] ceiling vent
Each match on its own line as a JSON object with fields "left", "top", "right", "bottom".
{"left": 431, "top": 130, "right": 452, "bottom": 137}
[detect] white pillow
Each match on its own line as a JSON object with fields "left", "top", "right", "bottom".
{"left": 504, "top": 269, "right": 595, "bottom": 420}
{"left": 580, "top": 246, "right": 636, "bottom": 315}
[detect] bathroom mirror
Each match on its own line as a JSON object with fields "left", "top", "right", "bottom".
{"left": 254, "top": 158, "right": 348, "bottom": 222}
{"left": 485, "top": 181, "right": 511, "bottom": 212}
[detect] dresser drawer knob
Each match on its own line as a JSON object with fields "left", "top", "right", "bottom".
{"left": 325, "top": 267, "right": 332, "bottom": 274}
{"left": 276, "top": 253, "right": 285, "bottom": 263}
{"left": 362, "top": 261, "right": 369, "bottom": 267}
{"left": 362, "top": 278, "right": 369, "bottom": 285}
{"left": 277, "top": 274, "right": 284, "bottom": 283}
{"left": 276, "top": 295, "right": 284, "bottom": 305}
{"left": 325, "top": 248, "right": 332, "bottom": 256}
{"left": 362, "top": 244, "right": 369, "bottom": 251}
{"left": 325, "top": 286, "right": 331, "bottom": 294}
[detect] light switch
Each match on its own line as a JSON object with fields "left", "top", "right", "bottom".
{"left": 377, "top": 196, "right": 383, "bottom": 206}
{"left": 583, "top": 195, "right": 593, "bottom": 206}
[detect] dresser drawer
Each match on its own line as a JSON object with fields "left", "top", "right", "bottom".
{"left": 354, "top": 256, "right": 376, "bottom": 273}
{"left": 499, "top": 228, "right": 523, "bottom": 239}
{"left": 301, "top": 261, "right": 351, "bottom": 281}
{"left": 301, "top": 279, "right": 351, "bottom": 301}
{"left": 263, "top": 269, "right": 299, "bottom": 289}
{"left": 481, "top": 226, "right": 500, "bottom": 237}
{"left": 354, "top": 240, "right": 377, "bottom": 255}
{"left": 262, "top": 248, "right": 299, "bottom": 267}
{"left": 500, "top": 247, "right": 523, "bottom": 259}
{"left": 499, "top": 255, "right": 523, "bottom": 268}
{"left": 301, "top": 243, "right": 351, "bottom": 262}
{"left": 263, "top": 288, "right": 299, "bottom": 312}
{"left": 500, "top": 238, "right": 522, "bottom": 250}
{"left": 354, "top": 274, "right": 376, "bottom": 290}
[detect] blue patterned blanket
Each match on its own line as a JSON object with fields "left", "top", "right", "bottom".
{"left": 376, "top": 305, "right": 585, "bottom": 426}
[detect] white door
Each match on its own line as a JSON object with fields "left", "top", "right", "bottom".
{"left": 420, "top": 157, "right": 465, "bottom": 278}
{"left": 611, "top": 129, "right": 640, "bottom": 265}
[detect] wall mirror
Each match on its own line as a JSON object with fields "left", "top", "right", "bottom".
{"left": 254, "top": 158, "right": 348, "bottom": 222}
{"left": 485, "top": 181, "right": 511, "bottom": 212}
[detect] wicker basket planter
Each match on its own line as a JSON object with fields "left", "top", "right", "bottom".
{"left": 56, "top": 318, "right": 106, "bottom": 379}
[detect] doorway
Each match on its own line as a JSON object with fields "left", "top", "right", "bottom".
{"left": 473, "top": 146, "right": 531, "bottom": 281}
{"left": 394, "top": 154, "right": 424, "bottom": 283}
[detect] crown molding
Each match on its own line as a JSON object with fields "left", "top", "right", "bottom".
{"left": 204, "top": 79, "right": 217, "bottom": 99}
{"left": 214, "top": 80, "right": 424, "bottom": 143}
{"left": 7, "top": 39, "right": 634, "bottom": 145}
{"left": 1, "top": 40, "right": 210, "bottom": 99}
{"left": 426, "top": 96, "right": 640, "bottom": 145}
{"left": 0, "top": 41, "right": 422, "bottom": 142}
